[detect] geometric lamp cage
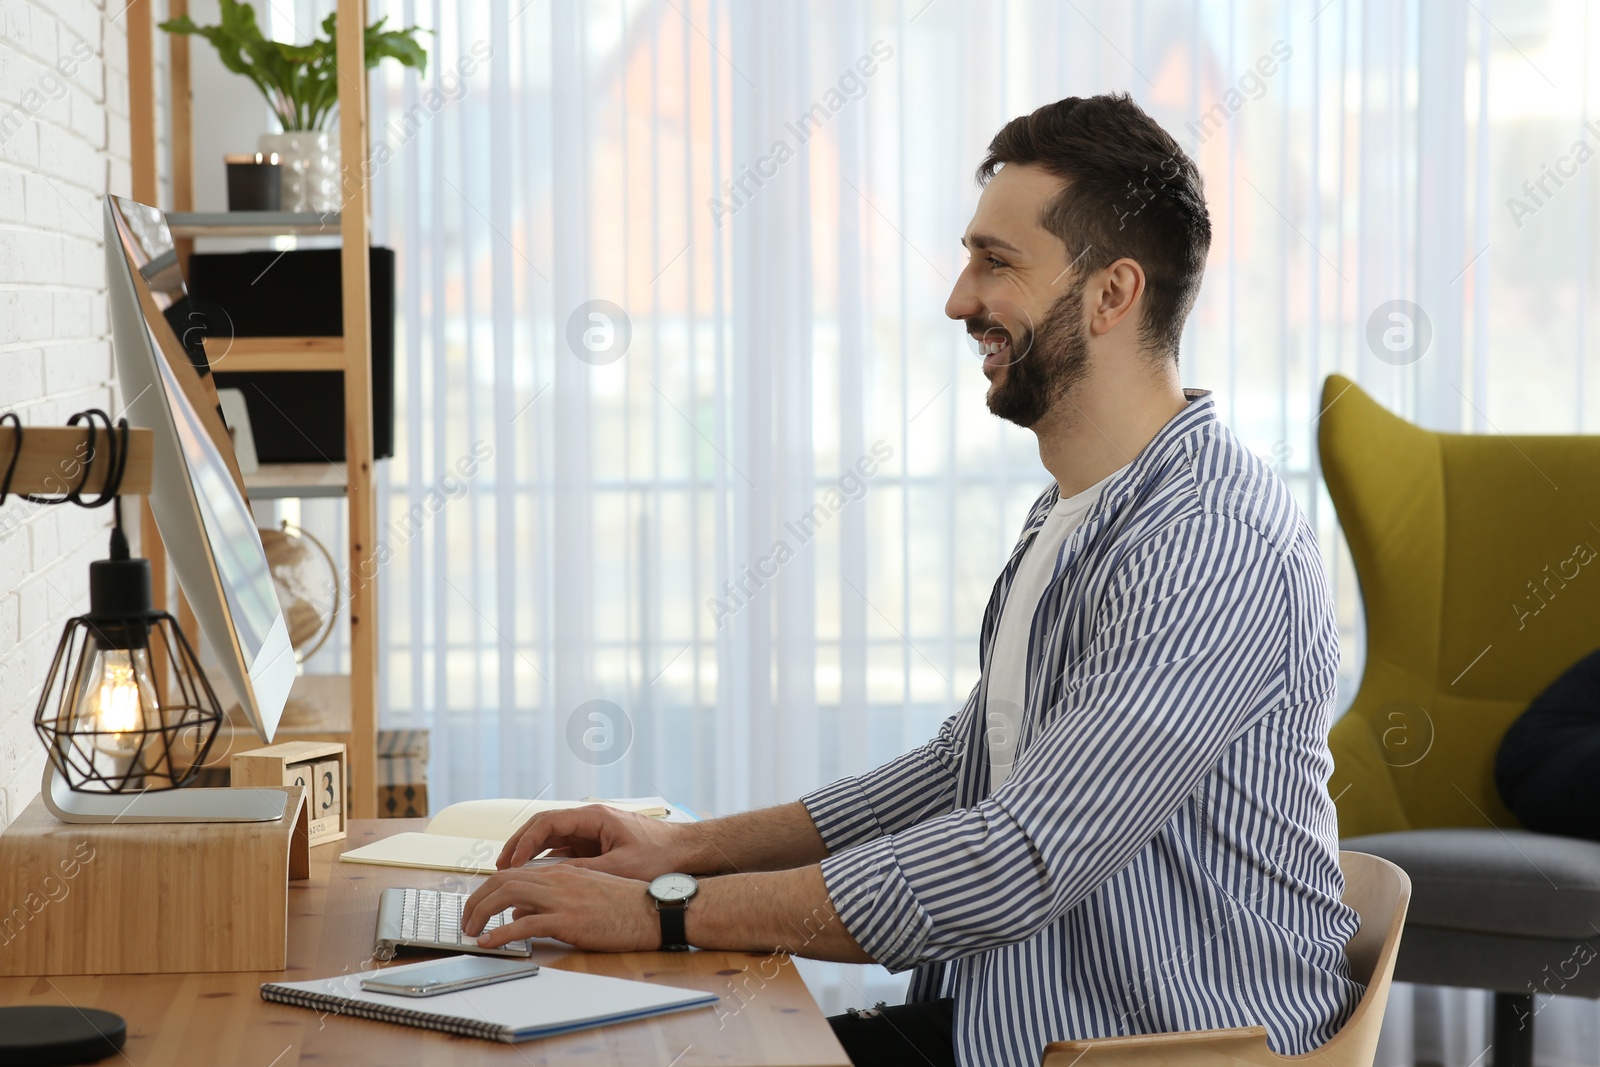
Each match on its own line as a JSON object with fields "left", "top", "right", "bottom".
{"left": 33, "top": 558, "right": 222, "bottom": 794}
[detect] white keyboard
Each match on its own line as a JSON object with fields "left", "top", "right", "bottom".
{"left": 373, "top": 887, "right": 533, "bottom": 960}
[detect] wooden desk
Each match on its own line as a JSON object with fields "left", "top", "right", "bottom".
{"left": 0, "top": 820, "right": 851, "bottom": 1066}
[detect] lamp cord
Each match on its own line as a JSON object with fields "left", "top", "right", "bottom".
{"left": 1, "top": 409, "right": 132, "bottom": 558}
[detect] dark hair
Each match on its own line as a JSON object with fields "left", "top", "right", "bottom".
{"left": 976, "top": 93, "right": 1211, "bottom": 360}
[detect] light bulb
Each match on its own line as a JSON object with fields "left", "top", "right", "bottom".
{"left": 69, "top": 645, "right": 160, "bottom": 785}
{"left": 96, "top": 658, "right": 143, "bottom": 738}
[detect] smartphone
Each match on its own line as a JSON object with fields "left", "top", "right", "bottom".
{"left": 360, "top": 955, "right": 540, "bottom": 997}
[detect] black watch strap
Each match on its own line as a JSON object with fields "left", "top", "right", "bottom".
{"left": 657, "top": 902, "right": 689, "bottom": 952}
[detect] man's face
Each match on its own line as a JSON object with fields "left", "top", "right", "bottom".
{"left": 945, "top": 164, "right": 1090, "bottom": 428}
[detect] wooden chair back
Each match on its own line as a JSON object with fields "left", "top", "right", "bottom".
{"left": 1039, "top": 851, "right": 1411, "bottom": 1067}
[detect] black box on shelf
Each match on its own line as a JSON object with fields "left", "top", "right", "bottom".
{"left": 187, "top": 247, "right": 396, "bottom": 462}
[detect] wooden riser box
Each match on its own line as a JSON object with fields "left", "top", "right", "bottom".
{"left": 0, "top": 787, "right": 308, "bottom": 976}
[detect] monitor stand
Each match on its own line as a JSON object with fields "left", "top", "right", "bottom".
{"left": 41, "top": 763, "right": 289, "bottom": 824}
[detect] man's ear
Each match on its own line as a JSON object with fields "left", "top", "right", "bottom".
{"left": 1087, "top": 258, "right": 1145, "bottom": 338}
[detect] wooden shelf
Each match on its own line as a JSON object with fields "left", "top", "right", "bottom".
{"left": 166, "top": 211, "right": 341, "bottom": 238}
{"left": 204, "top": 335, "right": 345, "bottom": 371}
{"left": 242, "top": 461, "right": 350, "bottom": 499}
{"left": 272, "top": 672, "right": 353, "bottom": 737}
{"left": 207, "top": 674, "right": 354, "bottom": 770}
{"left": 136, "top": 0, "right": 380, "bottom": 819}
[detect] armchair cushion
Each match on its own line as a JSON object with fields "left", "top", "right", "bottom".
{"left": 1342, "top": 828, "right": 1600, "bottom": 939}
{"left": 1496, "top": 648, "right": 1600, "bottom": 841}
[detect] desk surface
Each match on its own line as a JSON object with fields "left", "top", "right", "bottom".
{"left": 0, "top": 819, "right": 851, "bottom": 1066}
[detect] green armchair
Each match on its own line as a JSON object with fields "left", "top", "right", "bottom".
{"left": 1319, "top": 374, "right": 1600, "bottom": 1067}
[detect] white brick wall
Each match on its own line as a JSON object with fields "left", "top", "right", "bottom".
{"left": 0, "top": 0, "right": 129, "bottom": 831}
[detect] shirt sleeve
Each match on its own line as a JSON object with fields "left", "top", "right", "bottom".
{"left": 819, "top": 516, "right": 1294, "bottom": 972}
{"left": 800, "top": 681, "right": 980, "bottom": 853}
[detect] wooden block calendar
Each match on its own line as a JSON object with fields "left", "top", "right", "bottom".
{"left": 232, "top": 741, "right": 347, "bottom": 845}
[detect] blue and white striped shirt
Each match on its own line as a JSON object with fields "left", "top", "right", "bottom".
{"left": 802, "top": 391, "right": 1362, "bottom": 1067}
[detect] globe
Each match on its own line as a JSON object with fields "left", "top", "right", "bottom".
{"left": 258, "top": 521, "right": 340, "bottom": 664}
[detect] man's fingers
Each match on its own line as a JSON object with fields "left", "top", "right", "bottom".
{"left": 495, "top": 810, "right": 576, "bottom": 868}
{"left": 496, "top": 817, "right": 544, "bottom": 868}
{"left": 559, "top": 853, "right": 632, "bottom": 877}
{"left": 521, "top": 833, "right": 601, "bottom": 859}
{"left": 508, "top": 830, "right": 551, "bottom": 869}
{"left": 462, "top": 878, "right": 501, "bottom": 933}
{"left": 463, "top": 876, "right": 547, "bottom": 937}
{"left": 479, "top": 912, "right": 559, "bottom": 949}
{"left": 508, "top": 806, "right": 621, "bottom": 868}
{"left": 496, "top": 813, "right": 578, "bottom": 869}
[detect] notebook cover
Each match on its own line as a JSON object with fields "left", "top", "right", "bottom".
{"left": 261, "top": 957, "right": 717, "bottom": 1043}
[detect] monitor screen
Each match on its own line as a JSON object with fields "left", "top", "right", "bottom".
{"left": 152, "top": 339, "right": 282, "bottom": 657}
{"left": 104, "top": 195, "right": 295, "bottom": 742}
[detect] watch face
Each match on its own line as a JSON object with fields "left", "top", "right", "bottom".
{"left": 650, "top": 873, "right": 698, "bottom": 903}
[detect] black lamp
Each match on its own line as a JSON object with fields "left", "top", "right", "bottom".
{"left": 33, "top": 546, "right": 222, "bottom": 794}
{"left": 2, "top": 410, "right": 223, "bottom": 796}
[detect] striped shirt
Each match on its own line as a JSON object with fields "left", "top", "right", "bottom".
{"left": 802, "top": 391, "right": 1362, "bottom": 1067}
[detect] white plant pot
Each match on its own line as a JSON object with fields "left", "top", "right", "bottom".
{"left": 257, "top": 130, "right": 340, "bottom": 214}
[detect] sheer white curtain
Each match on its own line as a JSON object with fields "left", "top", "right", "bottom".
{"left": 352, "top": 0, "right": 1600, "bottom": 1057}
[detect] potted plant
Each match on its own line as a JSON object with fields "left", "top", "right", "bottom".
{"left": 161, "top": 0, "right": 427, "bottom": 213}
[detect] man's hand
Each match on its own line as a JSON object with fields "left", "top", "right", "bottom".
{"left": 496, "top": 804, "right": 702, "bottom": 879}
{"left": 463, "top": 865, "right": 658, "bottom": 951}
{"left": 500, "top": 801, "right": 829, "bottom": 878}
{"left": 465, "top": 862, "right": 875, "bottom": 963}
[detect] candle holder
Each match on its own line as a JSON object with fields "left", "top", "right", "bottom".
{"left": 225, "top": 151, "right": 282, "bottom": 212}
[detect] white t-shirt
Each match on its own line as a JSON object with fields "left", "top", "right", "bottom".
{"left": 986, "top": 467, "right": 1125, "bottom": 794}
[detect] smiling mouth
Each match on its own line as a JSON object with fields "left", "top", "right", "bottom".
{"left": 975, "top": 335, "right": 1012, "bottom": 373}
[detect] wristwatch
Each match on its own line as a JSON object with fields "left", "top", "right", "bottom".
{"left": 647, "top": 873, "right": 698, "bottom": 951}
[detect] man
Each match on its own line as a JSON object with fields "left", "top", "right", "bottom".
{"left": 465, "top": 93, "right": 1362, "bottom": 1067}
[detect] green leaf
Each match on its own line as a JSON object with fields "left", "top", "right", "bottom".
{"left": 159, "top": 0, "right": 430, "bottom": 132}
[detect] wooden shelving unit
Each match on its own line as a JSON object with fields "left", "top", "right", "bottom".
{"left": 243, "top": 462, "right": 351, "bottom": 500}
{"left": 166, "top": 210, "right": 341, "bottom": 238}
{"left": 126, "top": 0, "right": 381, "bottom": 819}
{"left": 203, "top": 336, "right": 347, "bottom": 371}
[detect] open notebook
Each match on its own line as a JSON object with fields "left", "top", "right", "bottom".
{"left": 261, "top": 955, "right": 717, "bottom": 1042}
{"left": 340, "top": 796, "right": 692, "bottom": 875}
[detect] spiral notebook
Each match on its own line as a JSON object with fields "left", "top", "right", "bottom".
{"left": 260, "top": 956, "right": 718, "bottom": 1042}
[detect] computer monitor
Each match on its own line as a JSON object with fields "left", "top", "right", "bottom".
{"left": 102, "top": 194, "right": 294, "bottom": 744}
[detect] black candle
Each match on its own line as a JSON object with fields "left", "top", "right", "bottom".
{"left": 225, "top": 152, "right": 282, "bottom": 212}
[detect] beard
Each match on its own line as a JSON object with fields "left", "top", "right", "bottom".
{"left": 979, "top": 276, "right": 1091, "bottom": 429}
